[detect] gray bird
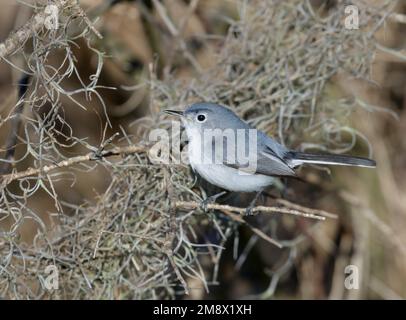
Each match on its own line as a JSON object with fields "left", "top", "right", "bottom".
{"left": 164, "top": 102, "right": 376, "bottom": 210}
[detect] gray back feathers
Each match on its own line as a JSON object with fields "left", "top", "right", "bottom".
{"left": 184, "top": 102, "right": 375, "bottom": 177}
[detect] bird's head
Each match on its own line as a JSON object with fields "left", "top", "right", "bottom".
{"left": 164, "top": 102, "right": 246, "bottom": 138}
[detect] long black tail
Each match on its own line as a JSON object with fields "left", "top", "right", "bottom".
{"left": 287, "top": 151, "right": 376, "bottom": 168}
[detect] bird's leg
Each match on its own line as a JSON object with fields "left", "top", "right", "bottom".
{"left": 245, "top": 189, "right": 264, "bottom": 216}
{"left": 200, "top": 191, "right": 227, "bottom": 212}
{"left": 279, "top": 178, "right": 289, "bottom": 199}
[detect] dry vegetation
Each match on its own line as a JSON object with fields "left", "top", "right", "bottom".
{"left": 0, "top": 0, "right": 405, "bottom": 299}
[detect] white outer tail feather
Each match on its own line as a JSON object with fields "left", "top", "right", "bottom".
{"left": 287, "top": 152, "right": 376, "bottom": 169}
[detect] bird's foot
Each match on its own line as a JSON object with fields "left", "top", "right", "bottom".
{"left": 244, "top": 204, "right": 255, "bottom": 216}
{"left": 200, "top": 191, "right": 227, "bottom": 212}
{"left": 244, "top": 189, "right": 264, "bottom": 216}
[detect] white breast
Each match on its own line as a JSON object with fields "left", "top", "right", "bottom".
{"left": 191, "top": 162, "right": 274, "bottom": 192}
{"left": 187, "top": 132, "right": 274, "bottom": 192}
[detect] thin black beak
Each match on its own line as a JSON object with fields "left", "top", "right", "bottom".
{"left": 163, "top": 109, "right": 184, "bottom": 117}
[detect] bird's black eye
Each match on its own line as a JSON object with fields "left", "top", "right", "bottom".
{"left": 196, "top": 114, "right": 206, "bottom": 122}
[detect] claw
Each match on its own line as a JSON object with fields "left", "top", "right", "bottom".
{"left": 199, "top": 191, "right": 227, "bottom": 212}
{"left": 244, "top": 189, "right": 264, "bottom": 216}
{"left": 200, "top": 198, "right": 210, "bottom": 212}
{"left": 244, "top": 206, "right": 255, "bottom": 216}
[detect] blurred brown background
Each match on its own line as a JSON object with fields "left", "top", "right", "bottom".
{"left": 1, "top": 0, "right": 406, "bottom": 299}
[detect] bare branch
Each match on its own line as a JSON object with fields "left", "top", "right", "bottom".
{"left": 0, "top": 0, "right": 101, "bottom": 59}
{"left": 173, "top": 199, "right": 337, "bottom": 249}
{"left": 0, "top": 144, "right": 148, "bottom": 187}
{"left": 175, "top": 201, "right": 330, "bottom": 221}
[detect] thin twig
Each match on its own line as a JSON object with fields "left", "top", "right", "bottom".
{"left": 219, "top": 207, "right": 283, "bottom": 248}
{"left": 71, "top": 2, "right": 103, "bottom": 39}
{"left": 0, "top": 0, "right": 101, "bottom": 59}
{"left": 175, "top": 201, "right": 328, "bottom": 221}
{"left": 275, "top": 198, "right": 338, "bottom": 219}
{"left": 164, "top": 168, "right": 189, "bottom": 295}
{"left": 152, "top": 0, "right": 203, "bottom": 73}
{"left": 174, "top": 200, "right": 334, "bottom": 249}
{"left": 0, "top": 74, "right": 30, "bottom": 174}
{"left": 0, "top": 0, "right": 74, "bottom": 58}
{"left": 0, "top": 144, "right": 148, "bottom": 187}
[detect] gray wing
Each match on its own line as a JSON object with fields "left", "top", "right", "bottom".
{"left": 220, "top": 130, "right": 296, "bottom": 177}
{"left": 254, "top": 145, "right": 296, "bottom": 176}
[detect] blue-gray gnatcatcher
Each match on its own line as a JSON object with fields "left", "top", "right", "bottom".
{"left": 164, "top": 102, "right": 376, "bottom": 197}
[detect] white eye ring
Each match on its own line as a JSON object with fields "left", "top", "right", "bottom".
{"left": 196, "top": 114, "right": 207, "bottom": 123}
